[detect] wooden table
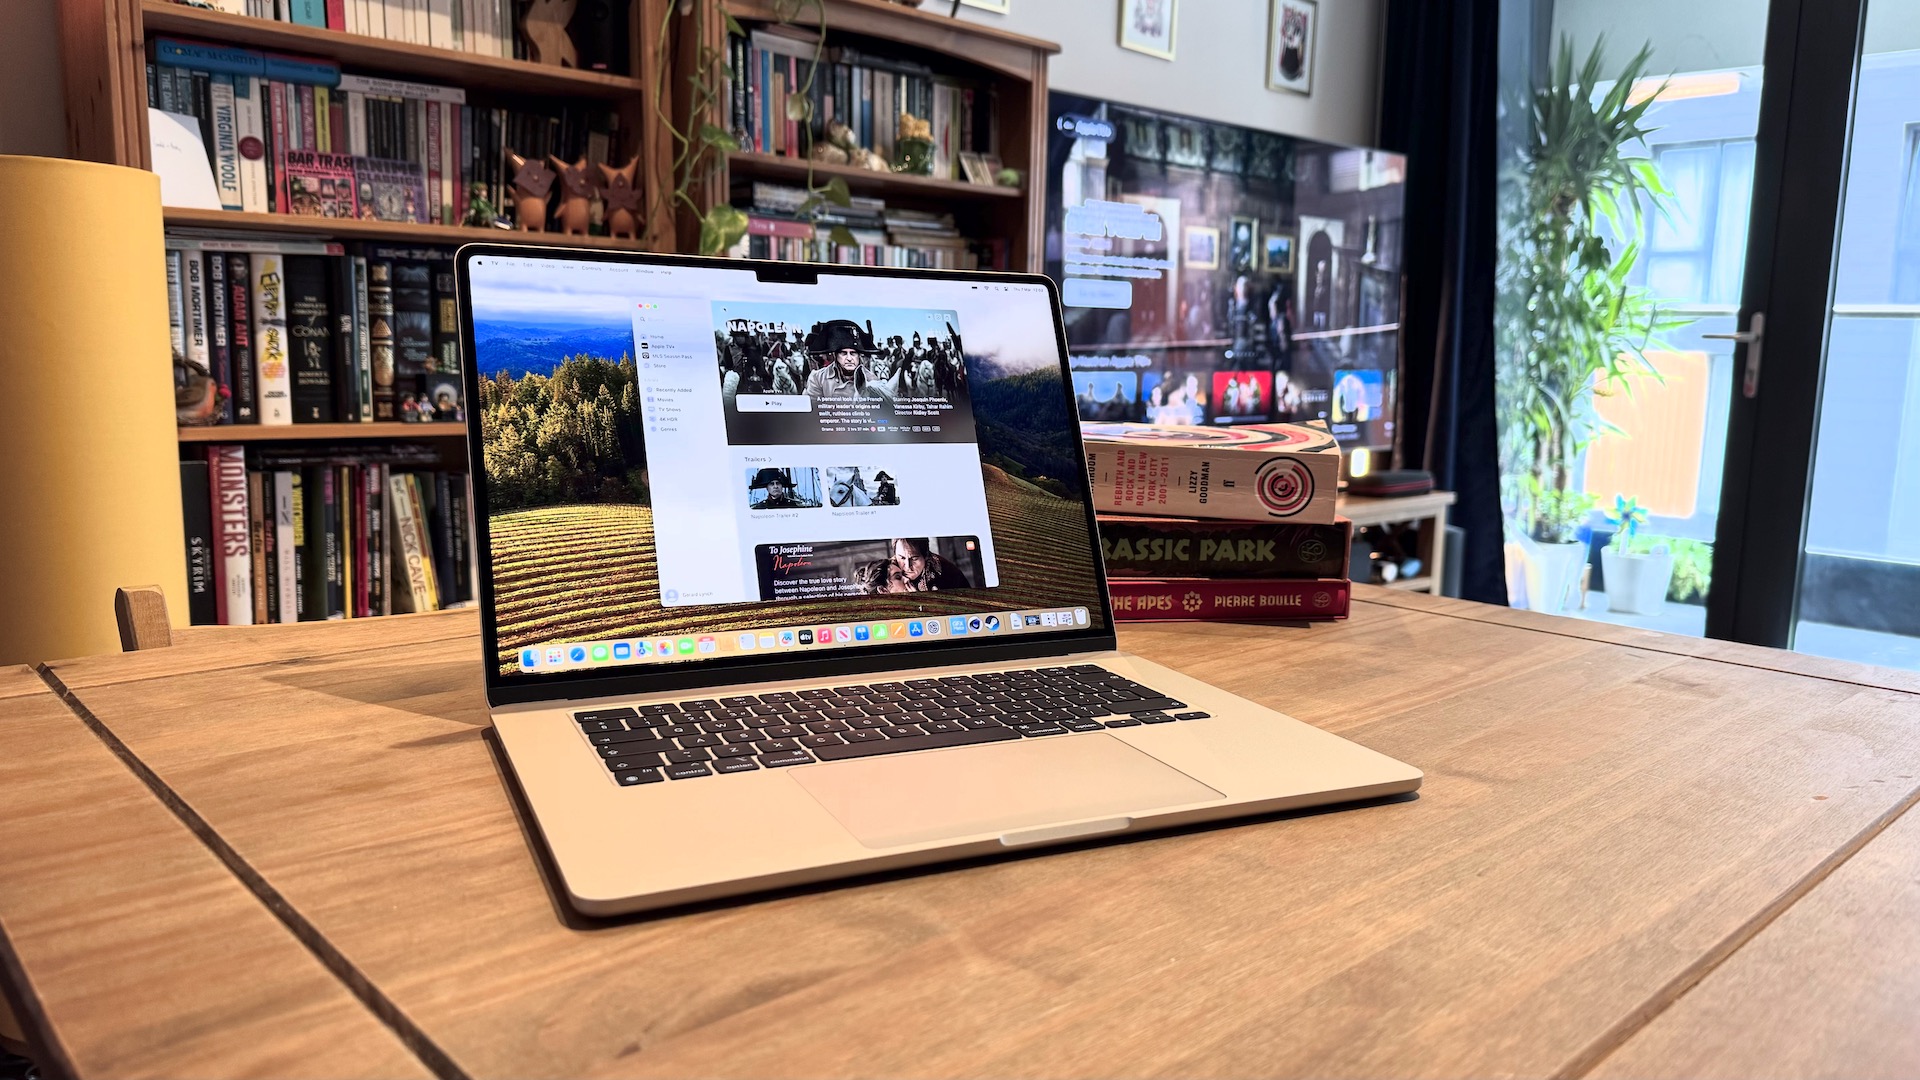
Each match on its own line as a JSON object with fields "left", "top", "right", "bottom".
{"left": 4, "top": 589, "right": 1919, "bottom": 1079}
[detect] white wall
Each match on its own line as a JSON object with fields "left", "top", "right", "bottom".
{"left": 953, "top": 0, "right": 1385, "bottom": 148}
{"left": 0, "top": 0, "right": 67, "bottom": 157}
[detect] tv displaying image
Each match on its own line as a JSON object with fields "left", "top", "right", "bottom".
{"left": 1047, "top": 94, "right": 1407, "bottom": 453}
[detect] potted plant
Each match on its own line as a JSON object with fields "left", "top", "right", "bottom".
{"left": 1495, "top": 38, "right": 1686, "bottom": 612}
{"left": 1599, "top": 496, "right": 1673, "bottom": 614}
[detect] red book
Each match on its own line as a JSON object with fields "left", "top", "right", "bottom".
{"left": 269, "top": 81, "right": 290, "bottom": 213}
{"left": 1109, "top": 577, "right": 1350, "bottom": 623}
{"left": 425, "top": 104, "right": 442, "bottom": 226}
{"left": 297, "top": 84, "right": 317, "bottom": 151}
{"left": 749, "top": 215, "right": 815, "bottom": 240}
{"left": 325, "top": 0, "right": 345, "bottom": 30}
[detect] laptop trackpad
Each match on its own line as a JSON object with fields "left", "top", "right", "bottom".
{"left": 791, "top": 734, "right": 1225, "bottom": 849}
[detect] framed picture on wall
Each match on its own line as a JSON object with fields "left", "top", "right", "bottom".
{"left": 1118, "top": 0, "right": 1178, "bottom": 61}
{"left": 1268, "top": 0, "right": 1317, "bottom": 96}
{"left": 1229, "top": 216, "right": 1260, "bottom": 273}
{"left": 1184, "top": 226, "right": 1219, "bottom": 269}
{"left": 958, "top": 0, "right": 1010, "bottom": 12}
{"left": 1264, "top": 231, "right": 1296, "bottom": 274}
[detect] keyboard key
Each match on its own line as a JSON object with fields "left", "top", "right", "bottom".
{"left": 800, "top": 733, "right": 845, "bottom": 748}
{"left": 700, "top": 719, "right": 745, "bottom": 734}
{"left": 849, "top": 717, "right": 890, "bottom": 729}
{"left": 665, "top": 762, "right": 714, "bottom": 780}
{"left": 594, "top": 736, "right": 675, "bottom": 755}
{"left": 721, "top": 696, "right": 758, "bottom": 708}
{"left": 682, "top": 699, "right": 720, "bottom": 712}
{"left": 821, "top": 707, "right": 865, "bottom": 721}
{"left": 755, "top": 738, "right": 802, "bottom": 754}
{"left": 676, "top": 733, "right": 718, "bottom": 748}
{"left": 805, "top": 720, "right": 850, "bottom": 734}
{"left": 762, "top": 724, "right": 807, "bottom": 739}
{"left": 617, "top": 768, "right": 665, "bottom": 786}
{"left": 575, "top": 708, "right": 639, "bottom": 724}
{"left": 881, "top": 725, "right": 926, "bottom": 739}
{"left": 606, "top": 758, "right": 655, "bottom": 772}
{"left": 812, "top": 725, "right": 1020, "bottom": 761}
{"left": 960, "top": 717, "right": 1005, "bottom": 730}
{"left": 713, "top": 757, "right": 760, "bottom": 774}
{"left": 723, "top": 730, "right": 761, "bottom": 744}
{"left": 1062, "top": 719, "right": 1107, "bottom": 732}
{"left": 1104, "top": 718, "right": 1143, "bottom": 728}
{"left": 599, "top": 745, "right": 665, "bottom": 763}
{"left": 637, "top": 703, "right": 678, "bottom": 715}
{"left": 760, "top": 691, "right": 798, "bottom": 702}
{"left": 845, "top": 729, "right": 887, "bottom": 743}
{"left": 1135, "top": 712, "right": 1177, "bottom": 724}
{"left": 1012, "top": 723, "right": 1067, "bottom": 737}
{"left": 715, "top": 744, "right": 756, "bottom": 758}
{"left": 759, "top": 750, "right": 815, "bottom": 768}
{"left": 1175, "top": 711, "right": 1212, "bottom": 720}
{"left": 666, "top": 748, "right": 712, "bottom": 763}
{"left": 577, "top": 719, "right": 624, "bottom": 735}
{"left": 922, "top": 721, "right": 962, "bottom": 734}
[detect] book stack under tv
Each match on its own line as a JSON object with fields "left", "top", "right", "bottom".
{"left": 1083, "top": 420, "right": 1355, "bottom": 622}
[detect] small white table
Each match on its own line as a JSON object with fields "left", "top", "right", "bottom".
{"left": 1336, "top": 489, "right": 1457, "bottom": 594}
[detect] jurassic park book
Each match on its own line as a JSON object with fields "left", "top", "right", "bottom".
{"left": 1108, "top": 577, "right": 1350, "bottom": 623}
{"left": 1081, "top": 419, "right": 1342, "bottom": 524}
{"left": 1098, "top": 515, "right": 1351, "bottom": 579}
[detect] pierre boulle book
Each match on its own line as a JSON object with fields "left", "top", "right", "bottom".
{"left": 1109, "top": 577, "right": 1350, "bottom": 622}
{"left": 1098, "top": 516, "right": 1352, "bottom": 579}
{"left": 283, "top": 254, "right": 336, "bottom": 422}
{"left": 1081, "top": 419, "right": 1342, "bottom": 524}
{"left": 283, "top": 150, "right": 357, "bottom": 217}
{"left": 353, "top": 156, "right": 428, "bottom": 223}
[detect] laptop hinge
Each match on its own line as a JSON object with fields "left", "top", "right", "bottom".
{"left": 754, "top": 263, "right": 818, "bottom": 285}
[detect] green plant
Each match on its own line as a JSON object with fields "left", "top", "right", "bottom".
{"left": 1496, "top": 38, "right": 1689, "bottom": 544}
{"left": 1604, "top": 495, "right": 1648, "bottom": 551}
{"left": 1638, "top": 535, "right": 1714, "bottom": 603}
{"left": 648, "top": 0, "right": 858, "bottom": 255}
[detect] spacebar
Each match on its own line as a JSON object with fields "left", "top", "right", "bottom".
{"left": 812, "top": 726, "right": 1023, "bottom": 761}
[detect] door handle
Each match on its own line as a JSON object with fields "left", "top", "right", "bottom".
{"left": 1703, "top": 312, "right": 1766, "bottom": 399}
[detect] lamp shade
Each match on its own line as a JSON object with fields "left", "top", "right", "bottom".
{"left": 0, "top": 156, "right": 188, "bottom": 664}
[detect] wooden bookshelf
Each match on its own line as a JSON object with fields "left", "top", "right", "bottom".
{"left": 681, "top": 0, "right": 1057, "bottom": 271}
{"left": 163, "top": 207, "right": 654, "bottom": 250}
{"left": 177, "top": 423, "right": 467, "bottom": 443}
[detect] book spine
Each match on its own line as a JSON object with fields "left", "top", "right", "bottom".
{"left": 365, "top": 464, "right": 385, "bottom": 616}
{"left": 251, "top": 249, "right": 294, "bottom": 425}
{"left": 165, "top": 249, "right": 186, "bottom": 367}
{"left": 449, "top": 475, "right": 470, "bottom": 603}
{"left": 431, "top": 471, "right": 456, "bottom": 604}
{"left": 247, "top": 467, "right": 269, "bottom": 624}
{"left": 290, "top": 0, "right": 328, "bottom": 27}
{"left": 353, "top": 465, "right": 370, "bottom": 617}
{"left": 298, "top": 85, "right": 318, "bottom": 150}
{"left": 353, "top": 256, "right": 374, "bottom": 421}
{"left": 330, "top": 255, "right": 360, "bottom": 423}
{"left": 191, "top": 70, "right": 215, "bottom": 166}
{"left": 179, "top": 460, "right": 218, "bottom": 625}
{"left": 262, "top": 471, "right": 279, "bottom": 624}
{"left": 206, "top": 251, "right": 233, "bottom": 424}
{"left": 1108, "top": 578, "right": 1352, "bottom": 622}
{"left": 432, "top": 261, "right": 459, "bottom": 384}
{"left": 387, "top": 470, "right": 426, "bottom": 611}
{"left": 325, "top": 0, "right": 346, "bottom": 31}
{"left": 408, "top": 474, "right": 439, "bottom": 609}
{"left": 289, "top": 471, "right": 306, "bottom": 620}
{"left": 329, "top": 90, "right": 348, "bottom": 156}
{"left": 275, "top": 471, "right": 298, "bottom": 622}
{"left": 209, "top": 445, "right": 255, "bottom": 625}
{"left": 1096, "top": 518, "right": 1353, "bottom": 579}
{"left": 425, "top": 101, "right": 442, "bottom": 224}
{"left": 210, "top": 74, "right": 243, "bottom": 210}
{"left": 367, "top": 258, "right": 396, "bottom": 420}
{"left": 1084, "top": 442, "right": 1341, "bottom": 524}
{"left": 336, "top": 464, "right": 353, "bottom": 618}
{"left": 235, "top": 76, "right": 269, "bottom": 212}
{"left": 283, "top": 254, "right": 335, "bottom": 422}
{"left": 269, "top": 80, "right": 291, "bottom": 212}
{"left": 301, "top": 465, "right": 327, "bottom": 619}
{"left": 183, "top": 249, "right": 210, "bottom": 403}
{"left": 227, "top": 254, "right": 257, "bottom": 423}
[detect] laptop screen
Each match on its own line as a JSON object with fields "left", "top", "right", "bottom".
{"left": 465, "top": 252, "right": 1112, "bottom": 681}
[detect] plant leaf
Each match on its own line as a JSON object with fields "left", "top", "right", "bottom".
{"left": 828, "top": 224, "right": 858, "bottom": 248}
{"left": 698, "top": 123, "right": 741, "bottom": 152}
{"left": 699, "top": 204, "right": 750, "bottom": 256}
{"left": 821, "top": 176, "right": 852, "bottom": 207}
{"left": 722, "top": 10, "right": 745, "bottom": 36}
{"left": 785, "top": 94, "right": 813, "bottom": 122}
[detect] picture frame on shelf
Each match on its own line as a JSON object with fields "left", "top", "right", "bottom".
{"left": 1268, "top": 0, "right": 1317, "bottom": 96}
{"left": 1263, "top": 230, "right": 1296, "bottom": 274}
{"left": 1229, "top": 215, "right": 1259, "bottom": 273}
{"left": 1118, "top": 0, "right": 1178, "bottom": 61}
{"left": 1184, "top": 225, "right": 1219, "bottom": 269}
{"left": 959, "top": 151, "right": 996, "bottom": 185}
{"left": 957, "top": 0, "right": 1011, "bottom": 11}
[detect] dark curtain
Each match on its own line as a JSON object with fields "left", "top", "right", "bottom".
{"left": 1379, "top": 0, "right": 1509, "bottom": 605}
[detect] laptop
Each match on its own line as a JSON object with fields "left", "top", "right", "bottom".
{"left": 457, "top": 246, "right": 1421, "bottom": 916}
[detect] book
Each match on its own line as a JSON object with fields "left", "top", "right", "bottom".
{"left": 209, "top": 445, "right": 255, "bottom": 625}
{"left": 1080, "top": 420, "right": 1343, "bottom": 524}
{"left": 352, "top": 156, "right": 428, "bottom": 222}
{"left": 301, "top": 464, "right": 341, "bottom": 619}
{"left": 366, "top": 256, "right": 397, "bottom": 420}
{"left": 247, "top": 468, "right": 269, "bottom": 624}
{"left": 284, "top": 254, "right": 336, "bottom": 422}
{"left": 353, "top": 256, "right": 374, "bottom": 421}
{"left": 389, "top": 259, "right": 435, "bottom": 418}
{"left": 153, "top": 39, "right": 342, "bottom": 85}
{"left": 388, "top": 470, "right": 436, "bottom": 612}
{"left": 274, "top": 471, "right": 298, "bottom": 623}
{"left": 251, "top": 249, "right": 294, "bottom": 425}
{"left": 209, "top": 74, "right": 244, "bottom": 210}
{"left": 330, "top": 256, "right": 362, "bottom": 423}
{"left": 227, "top": 253, "right": 258, "bottom": 423}
{"left": 234, "top": 76, "right": 269, "bottom": 213}
{"left": 1097, "top": 516, "right": 1352, "bottom": 579}
{"left": 205, "top": 251, "right": 233, "bottom": 424}
{"left": 182, "top": 251, "right": 213, "bottom": 425}
{"left": 284, "top": 149, "right": 357, "bottom": 217}
{"left": 179, "top": 460, "right": 218, "bottom": 625}
{"left": 1108, "top": 577, "right": 1351, "bottom": 622}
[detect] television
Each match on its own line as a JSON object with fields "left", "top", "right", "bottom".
{"left": 1044, "top": 93, "right": 1407, "bottom": 458}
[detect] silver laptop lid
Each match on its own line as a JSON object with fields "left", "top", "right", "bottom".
{"left": 458, "top": 249, "right": 1117, "bottom": 705}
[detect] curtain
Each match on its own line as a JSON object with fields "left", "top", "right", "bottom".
{"left": 1379, "top": 0, "right": 1510, "bottom": 605}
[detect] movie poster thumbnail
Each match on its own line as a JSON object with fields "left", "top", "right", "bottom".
{"left": 713, "top": 302, "right": 977, "bottom": 446}
{"left": 1211, "top": 371, "right": 1273, "bottom": 423}
{"left": 744, "top": 466, "right": 823, "bottom": 510}
{"left": 1143, "top": 366, "right": 1211, "bottom": 426}
{"left": 825, "top": 465, "right": 900, "bottom": 507}
{"left": 1332, "top": 368, "right": 1394, "bottom": 449}
{"left": 1073, "top": 370, "right": 1140, "bottom": 422}
{"left": 754, "top": 536, "right": 985, "bottom": 602}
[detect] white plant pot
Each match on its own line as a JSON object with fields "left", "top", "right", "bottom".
{"left": 1516, "top": 535, "right": 1587, "bottom": 614}
{"left": 1602, "top": 548, "right": 1674, "bottom": 615}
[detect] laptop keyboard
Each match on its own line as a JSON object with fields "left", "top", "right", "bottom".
{"left": 573, "top": 664, "right": 1212, "bottom": 786}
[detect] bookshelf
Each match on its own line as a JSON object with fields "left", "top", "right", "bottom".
{"left": 162, "top": 206, "right": 658, "bottom": 249}
{"left": 175, "top": 422, "right": 466, "bottom": 443}
{"left": 679, "top": 0, "right": 1058, "bottom": 271}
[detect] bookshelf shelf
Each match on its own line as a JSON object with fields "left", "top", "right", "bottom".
{"left": 177, "top": 423, "right": 467, "bottom": 443}
{"left": 727, "top": 152, "right": 1022, "bottom": 201}
{"left": 162, "top": 207, "right": 652, "bottom": 250}
{"left": 140, "top": 1, "right": 646, "bottom": 100}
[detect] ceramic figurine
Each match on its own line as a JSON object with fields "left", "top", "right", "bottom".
{"left": 522, "top": 0, "right": 579, "bottom": 67}
{"left": 598, "top": 156, "right": 643, "bottom": 240}
{"left": 550, "top": 155, "right": 595, "bottom": 237}
{"left": 505, "top": 150, "right": 556, "bottom": 232}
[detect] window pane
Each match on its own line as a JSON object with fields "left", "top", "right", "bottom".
{"left": 1652, "top": 146, "right": 1714, "bottom": 250}
{"left": 1648, "top": 256, "right": 1704, "bottom": 303}
{"left": 1710, "top": 140, "right": 1756, "bottom": 304}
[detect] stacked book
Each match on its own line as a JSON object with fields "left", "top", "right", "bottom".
{"left": 1083, "top": 420, "right": 1354, "bottom": 622}
{"left": 183, "top": 445, "right": 474, "bottom": 626}
{"left": 149, "top": 38, "right": 620, "bottom": 226}
{"left": 726, "top": 182, "right": 1000, "bottom": 269}
{"left": 160, "top": 0, "right": 521, "bottom": 61}
{"left": 167, "top": 230, "right": 465, "bottom": 426}
{"left": 725, "top": 26, "right": 992, "bottom": 182}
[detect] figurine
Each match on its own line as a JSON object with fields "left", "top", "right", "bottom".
{"left": 505, "top": 150, "right": 555, "bottom": 232}
{"left": 522, "top": 0, "right": 579, "bottom": 68}
{"left": 598, "top": 156, "right": 643, "bottom": 240}
{"left": 893, "top": 112, "right": 935, "bottom": 176}
{"left": 463, "top": 181, "right": 498, "bottom": 228}
{"left": 809, "top": 121, "right": 889, "bottom": 172}
{"left": 550, "top": 155, "right": 595, "bottom": 237}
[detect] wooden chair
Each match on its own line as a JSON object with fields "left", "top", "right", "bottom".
{"left": 114, "top": 586, "right": 175, "bottom": 651}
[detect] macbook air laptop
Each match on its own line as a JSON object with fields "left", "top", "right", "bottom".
{"left": 457, "top": 246, "right": 1420, "bottom": 916}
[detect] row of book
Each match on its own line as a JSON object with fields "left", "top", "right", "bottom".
{"left": 165, "top": 0, "right": 520, "bottom": 61}
{"left": 726, "top": 26, "right": 994, "bottom": 183}
{"left": 726, "top": 182, "right": 1003, "bottom": 270}
{"left": 1083, "top": 421, "right": 1353, "bottom": 622}
{"left": 183, "top": 446, "right": 475, "bottom": 626}
{"left": 150, "top": 37, "right": 620, "bottom": 226}
{"left": 167, "top": 230, "right": 464, "bottom": 426}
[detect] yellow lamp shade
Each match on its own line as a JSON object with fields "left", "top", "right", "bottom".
{"left": 0, "top": 156, "right": 188, "bottom": 664}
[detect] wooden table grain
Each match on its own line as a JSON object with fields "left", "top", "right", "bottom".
{"left": 8, "top": 588, "right": 1920, "bottom": 1079}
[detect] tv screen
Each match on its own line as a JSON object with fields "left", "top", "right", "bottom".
{"left": 1045, "top": 93, "right": 1407, "bottom": 455}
